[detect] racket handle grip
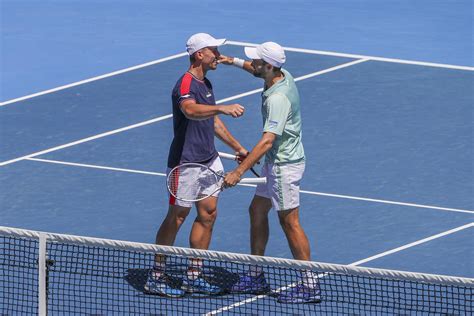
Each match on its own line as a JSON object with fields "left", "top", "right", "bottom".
{"left": 240, "top": 177, "right": 267, "bottom": 184}
{"left": 218, "top": 152, "right": 237, "bottom": 160}
{"left": 219, "top": 151, "right": 261, "bottom": 164}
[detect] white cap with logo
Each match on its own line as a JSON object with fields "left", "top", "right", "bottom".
{"left": 186, "top": 33, "right": 226, "bottom": 55}
{"left": 244, "top": 42, "right": 286, "bottom": 68}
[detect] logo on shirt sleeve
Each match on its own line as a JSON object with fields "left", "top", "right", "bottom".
{"left": 268, "top": 120, "right": 279, "bottom": 129}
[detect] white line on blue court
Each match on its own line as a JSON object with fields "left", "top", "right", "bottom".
{"left": 217, "top": 59, "right": 369, "bottom": 104}
{"left": 25, "top": 157, "right": 474, "bottom": 215}
{"left": 0, "top": 52, "right": 188, "bottom": 107}
{"left": 227, "top": 41, "right": 474, "bottom": 71}
{"left": 27, "top": 157, "right": 167, "bottom": 177}
{"left": 3, "top": 40, "right": 472, "bottom": 107}
{"left": 205, "top": 222, "right": 474, "bottom": 315}
{"left": 349, "top": 222, "right": 474, "bottom": 266}
{"left": 299, "top": 190, "right": 473, "bottom": 214}
{"left": 0, "top": 114, "right": 173, "bottom": 166}
{"left": 0, "top": 59, "right": 366, "bottom": 166}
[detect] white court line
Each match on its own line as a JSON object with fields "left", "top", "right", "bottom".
{"left": 25, "top": 157, "right": 474, "bottom": 215}
{"left": 217, "top": 58, "right": 369, "bottom": 104}
{"left": 294, "top": 58, "right": 370, "bottom": 81}
{"left": 0, "top": 59, "right": 366, "bottom": 167}
{"left": 227, "top": 40, "right": 474, "bottom": 71}
{"left": 25, "top": 158, "right": 251, "bottom": 190}
{"left": 205, "top": 222, "right": 474, "bottom": 315}
{"left": 26, "top": 158, "right": 167, "bottom": 177}
{"left": 300, "top": 190, "right": 473, "bottom": 214}
{"left": 2, "top": 41, "right": 472, "bottom": 107}
{"left": 0, "top": 52, "right": 188, "bottom": 107}
{"left": 0, "top": 114, "right": 172, "bottom": 166}
{"left": 350, "top": 222, "right": 474, "bottom": 266}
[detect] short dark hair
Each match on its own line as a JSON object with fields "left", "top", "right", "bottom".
{"left": 189, "top": 53, "right": 196, "bottom": 63}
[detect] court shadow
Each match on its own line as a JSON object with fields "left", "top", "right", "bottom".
{"left": 124, "top": 268, "right": 183, "bottom": 292}
{"left": 124, "top": 266, "right": 240, "bottom": 296}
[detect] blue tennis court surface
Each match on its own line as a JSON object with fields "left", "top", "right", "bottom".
{"left": 1, "top": 43, "right": 472, "bottom": 280}
{"left": 1, "top": 1, "right": 473, "bottom": 312}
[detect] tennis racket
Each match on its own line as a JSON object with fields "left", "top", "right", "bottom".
{"left": 167, "top": 162, "right": 266, "bottom": 202}
{"left": 218, "top": 152, "right": 261, "bottom": 177}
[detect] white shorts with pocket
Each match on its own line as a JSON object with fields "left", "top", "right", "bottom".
{"left": 168, "top": 156, "right": 224, "bottom": 208}
{"left": 255, "top": 160, "right": 305, "bottom": 211}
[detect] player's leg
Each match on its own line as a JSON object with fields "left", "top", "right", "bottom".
{"left": 249, "top": 195, "right": 272, "bottom": 256}
{"left": 156, "top": 204, "right": 192, "bottom": 246}
{"left": 277, "top": 207, "right": 310, "bottom": 260}
{"left": 190, "top": 196, "right": 218, "bottom": 250}
{"left": 231, "top": 195, "right": 272, "bottom": 294}
{"left": 273, "top": 162, "right": 320, "bottom": 303}
{"left": 181, "top": 196, "right": 222, "bottom": 295}
{"left": 276, "top": 213, "right": 321, "bottom": 304}
{"left": 189, "top": 156, "right": 223, "bottom": 249}
{"left": 271, "top": 161, "right": 309, "bottom": 260}
{"left": 145, "top": 204, "right": 191, "bottom": 297}
{"left": 182, "top": 156, "right": 224, "bottom": 295}
{"left": 231, "top": 163, "right": 272, "bottom": 294}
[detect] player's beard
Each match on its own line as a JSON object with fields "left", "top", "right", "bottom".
{"left": 252, "top": 67, "right": 265, "bottom": 78}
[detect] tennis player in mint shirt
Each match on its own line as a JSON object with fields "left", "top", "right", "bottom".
{"left": 220, "top": 42, "right": 321, "bottom": 304}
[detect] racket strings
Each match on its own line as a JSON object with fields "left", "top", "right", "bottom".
{"left": 168, "top": 164, "right": 220, "bottom": 201}
{"left": 196, "top": 170, "right": 220, "bottom": 199}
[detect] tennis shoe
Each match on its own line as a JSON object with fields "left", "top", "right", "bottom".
{"left": 277, "top": 283, "right": 321, "bottom": 304}
{"left": 143, "top": 271, "right": 185, "bottom": 298}
{"left": 181, "top": 276, "right": 222, "bottom": 295}
{"left": 231, "top": 273, "right": 271, "bottom": 294}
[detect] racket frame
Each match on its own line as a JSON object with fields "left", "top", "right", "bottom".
{"left": 167, "top": 162, "right": 265, "bottom": 203}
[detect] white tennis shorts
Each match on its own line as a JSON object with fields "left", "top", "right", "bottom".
{"left": 168, "top": 156, "right": 224, "bottom": 208}
{"left": 255, "top": 160, "right": 305, "bottom": 211}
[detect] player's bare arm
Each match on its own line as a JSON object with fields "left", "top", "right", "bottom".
{"left": 218, "top": 55, "right": 255, "bottom": 74}
{"left": 180, "top": 99, "right": 245, "bottom": 120}
{"left": 223, "top": 132, "right": 276, "bottom": 187}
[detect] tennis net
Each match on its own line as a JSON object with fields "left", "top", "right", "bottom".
{"left": 1, "top": 226, "right": 472, "bottom": 315}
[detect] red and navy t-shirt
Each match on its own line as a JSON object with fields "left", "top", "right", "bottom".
{"left": 167, "top": 72, "right": 218, "bottom": 168}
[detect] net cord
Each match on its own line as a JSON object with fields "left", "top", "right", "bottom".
{"left": 1, "top": 225, "right": 472, "bottom": 288}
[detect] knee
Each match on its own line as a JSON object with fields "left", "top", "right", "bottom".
{"left": 248, "top": 196, "right": 271, "bottom": 218}
{"left": 175, "top": 213, "right": 188, "bottom": 225}
{"left": 249, "top": 205, "right": 268, "bottom": 226}
{"left": 198, "top": 208, "right": 217, "bottom": 227}
{"left": 279, "top": 216, "right": 300, "bottom": 232}
{"left": 166, "top": 209, "right": 189, "bottom": 226}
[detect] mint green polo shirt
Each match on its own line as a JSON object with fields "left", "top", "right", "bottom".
{"left": 261, "top": 69, "right": 305, "bottom": 164}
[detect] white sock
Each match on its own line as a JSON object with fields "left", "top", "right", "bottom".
{"left": 187, "top": 258, "right": 203, "bottom": 280}
{"left": 187, "top": 269, "right": 201, "bottom": 280}
{"left": 152, "top": 262, "right": 165, "bottom": 279}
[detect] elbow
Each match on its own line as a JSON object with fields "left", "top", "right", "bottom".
{"left": 264, "top": 142, "right": 274, "bottom": 152}
{"left": 262, "top": 138, "right": 274, "bottom": 151}
{"left": 182, "top": 108, "right": 194, "bottom": 118}
{"left": 182, "top": 108, "right": 200, "bottom": 120}
{"left": 260, "top": 133, "right": 276, "bottom": 151}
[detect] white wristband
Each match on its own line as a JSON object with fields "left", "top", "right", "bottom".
{"left": 233, "top": 58, "right": 245, "bottom": 68}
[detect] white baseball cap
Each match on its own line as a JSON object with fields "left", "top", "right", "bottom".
{"left": 186, "top": 33, "right": 226, "bottom": 55}
{"left": 244, "top": 42, "right": 286, "bottom": 68}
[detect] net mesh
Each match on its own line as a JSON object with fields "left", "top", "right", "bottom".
{"left": 0, "top": 235, "right": 39, "bottom": 314}
{"left": 1, "top": 227, "right": 472, "bottom": 315}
